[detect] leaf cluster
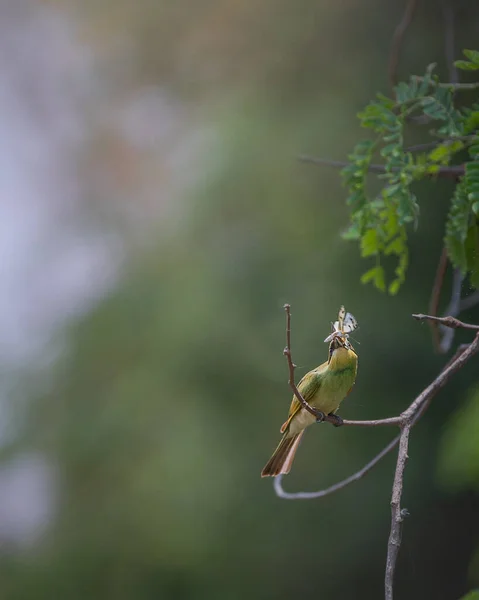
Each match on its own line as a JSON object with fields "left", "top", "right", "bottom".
{"left": 342, "top": 51, "right": 479, "bottom": 293}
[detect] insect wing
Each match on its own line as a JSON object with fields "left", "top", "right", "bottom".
{"left": 342, "top": 312, "right": 358, "bottom": 334}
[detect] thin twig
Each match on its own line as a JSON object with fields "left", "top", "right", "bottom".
{"left": 404, "top": 330, "right": 479, "bottom": 420}
{"left": 441, "top": 343, "right": 470, "bottom": 372}
{"left": 384, "top": 330, "right": 479, "bottom": 597}
{"left": 338, "top": 417, "right": 402, "bottom": 427}
{"left": 274, "top": 326, "right": 479, "bottom": 501}
{"left": 276, "top": 309, "right": 479, "bottom": 595}
{"left": 297, "top": 155, "right": 465, "bottom": 178}
{"left": 282, "top": 304, "right": 404, "bottom": 428}
{"left": 389, "top": 0, "right": 419, "bottom": 91}
{"left": 283, "top": 304, "right": 332, "bottom": 422}
{"left": 385, "top": 424, "right": 410, "bottom": 600}
{"left": 274, "top": 313, "right": 479, "bottom": 502}
{"left": 274, "top": 435, "right": 400, "bottom": 500}
{"left": 412, "top": 313, "right": 479, "bottom": 330}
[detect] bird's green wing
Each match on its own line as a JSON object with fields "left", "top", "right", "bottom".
{"left": 280, "top": 367, "right": 324, "bottom": 433}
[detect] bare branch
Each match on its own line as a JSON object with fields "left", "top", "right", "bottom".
{"left": 404, "top": 331, "right": 479, "bottom": 421}
{"left": 385, "top": 424, "right": 410, "bottom": 600}
{"left": 275, "top": 306, "right": 479, "bottom": 598}
{"left": 274, "top": 327, "right": 479, "bottom": 502}
{"left": 339, "top": 417, "right": 402, "bottom": 427}
{"left": 412, "top": 313, "right": 479, "bottom": 331}
{"left": 274, "top": 435, "right": 400, "bottom": 500}
{"left": 282, "top": 303, "right": 332, "bottom": 423}
{"left": 282, "top": 304, "right": 403, "bottom": 428}
{"left": 384, "top": 332, "right": 479, "bottom": 595}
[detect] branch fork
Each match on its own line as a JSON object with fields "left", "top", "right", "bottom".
{"left": 275, "top": 306, "right": 479, "bottom": 600}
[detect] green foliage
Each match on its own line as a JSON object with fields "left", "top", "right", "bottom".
{"left": 343, "top": 53, "right": 479, "bottom": 293}
{"left": 458, "top": 591, "right": 479, "bottom": 600}
{"left": 455, "top": 49, "right": 479, "bottom": 71}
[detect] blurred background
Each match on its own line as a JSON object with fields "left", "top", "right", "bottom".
{"left": 0, "top": 0, "right": 479, "bottom": 598}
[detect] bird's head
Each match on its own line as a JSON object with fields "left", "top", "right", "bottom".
{"left": 324, "top": 306, "right": 358, "bottom": 360}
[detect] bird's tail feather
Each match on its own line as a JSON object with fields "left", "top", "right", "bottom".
{"left": 261, "top": 431, "right": 304, "bottom": 477}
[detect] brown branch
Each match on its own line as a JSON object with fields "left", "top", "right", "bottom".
{"left": 412, "top": 313, "right": 479, "bottom": 331}
{"left": 275, "top": 307, "right": 479, "bottom": 597}
{"left": 283, "top": 303, "right": 331, "bottom": 422}
{"left": 383, "top": 331, "right": 479, "bottom": 596}
{"left": 297, "top": 155, "right": 465, "bottom": 178}
{"left": 275, "top": 321, "right": 479, "bottom": 498}
{"left": 385, "top": 424, "right": 410, "bottom": 600}
{"left": 274, "top": 434, "right": 400, "bottom": 500}
{"left": 283, "top": 304, "right": 407, "bottom": 428}
{"left": 388, "top": 0, "right": 419, "bottom": 91}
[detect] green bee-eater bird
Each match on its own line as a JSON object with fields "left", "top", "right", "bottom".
{"left": 261, "top": 307, "right": 358, "bottom": 477}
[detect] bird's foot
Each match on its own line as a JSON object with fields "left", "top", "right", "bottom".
{"left": 327, "top": 413, "right": 344, "bottom": 427}
{"left": 314, "top": 411, "right": 326, "bottom": 423}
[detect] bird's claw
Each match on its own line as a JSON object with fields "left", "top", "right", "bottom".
{"left": 315, "top": 411, "right": 326, "bottom": 423}
{"left": 327, "top": 413, "right": 344, "bottom": 427}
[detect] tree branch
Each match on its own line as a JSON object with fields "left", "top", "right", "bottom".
{"left": 412, "top": 313, "right": 479, "bottom": 331}
{"left": 385, "top": 424, "right": 410, "bottom": 600}
{"left": 283, "top": 304, "right": 408, "bottom": 428}
{"left": 274, "top": 434, "right": 400, "bottom": 500}
{"left": 274, "top": 307, "right": 479, "bottom": 598}
{"left": 384, "top": 330, "right": 479, "bottom": 597}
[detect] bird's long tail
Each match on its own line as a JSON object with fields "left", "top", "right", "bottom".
{"left": 261, "top": 431, "right": 304, "bottom": 477}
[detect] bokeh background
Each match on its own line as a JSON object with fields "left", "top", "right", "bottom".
{"left": 1, "top": 0, "right": 479, "bottom": 598}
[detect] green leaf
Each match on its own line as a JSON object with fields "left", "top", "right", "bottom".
{"left": 341, "top": 223, "right": 361, "bottom": 241}
{"left": 360, "top": 229, "right": 380, "bottom": 257}
{"left": 455, "top": 60, "right": 479, "bottom": 71}
{"left": 384, "top": 236, "right": 404, "bottom": 256}
{"left": 388, "top": 280, "right": 400, "bottom": 295}
{"left": 360, "top": 266, "right": 386, "bottom": 292}
{"left": 463, "top": 49, "right": 479, "bottom": 64}
{"left": 445, "top": 179, "right": 471, "bottom": 272}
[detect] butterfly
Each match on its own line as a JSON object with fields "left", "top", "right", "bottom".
{"left": 324, "top": 306, "right": 358, "bottom": 346}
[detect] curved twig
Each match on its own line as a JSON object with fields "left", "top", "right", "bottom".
{"left": 273, "top": 307, "right": 479, "bottom": 599}
{"left": 274, "top": 435, "right": 400, "bottom": 500}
